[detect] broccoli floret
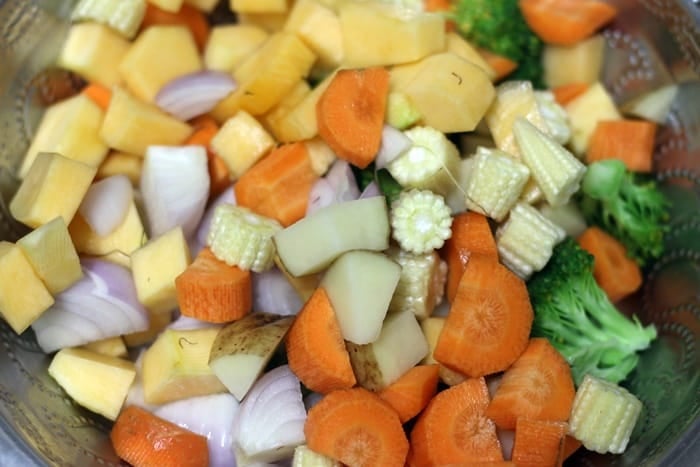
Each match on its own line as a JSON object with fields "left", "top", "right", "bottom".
{"left": 579, "top": 159, "right": 669, "bottom": 266}
{"left": 528, "top": 237, "right": 657, "bottom": 386}
{"left": 451, "top": 0, "right": 544, "bottom": 87}
{"left": 352, "top": 164, "right": 404, "bottom": 204}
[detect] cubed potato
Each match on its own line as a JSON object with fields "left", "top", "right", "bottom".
{"left": 275, "top": 69, "right": 336, "bottom": 142}
{"left": 130, "top": 227, "right": 191, "bottom": 314}
{"left": 284, "top": 0, "right": 343, "bottom": 69}
{"left": 69, "top": 200, "right": 146, "bottom": 268}
{"left": 100, "top": 86, "right": 193, "bottom": 157}
{"left": 237, "top": 11, "right": 290, "bottom": 32}
{"left": 96, "top": 151, "right": 143, "bottom": 186}
{"left": 0, "top": 242, "right": 54, "bottom": 334}
{"left": 48, "top": 348, "right": 136, "bottom": 420}
{"left": 20, "top": 94, "right": 108, "bottom": 178}
{"left": 210, "top": 111, "right": 276, "bottom": 179}
{"left": 445, "top": 32, "right": 495, "bottom": 80}
{"left": 119, "top": 25, "right": 202, "bottom": 102}
{"left": 142, "top": 327, "right": 227, "bottom": 404}
{"left": 420, "top": 316, "right": 466, "bottom": 386}
{"left": 147, "top": 0, "right": 184, "bottom": 14}
{"left": 81, "top": 336, "right": 128, "bottom": 359}
{"left": 204, "top": 25, "right": 269, "bottom": 71}
{"left": 17, "top": 217, "right": 82, "bottom": 294}
{"left": 231, "top": 0, "right": 288, "bottom": 13}
{"left": 565, "top": 82, "right": 622, "bottom": 155}
{"left": 11, "top": 152, "right": 96, "bottom": 229}
{"left": 261, "top": 80, "right": 312, "bottom": 139}
{"left": 339, "top": 2, "right": 445, "bottom": 67}
{"left": 58, "top": 22, "right": 130, "bottom": 87}
{"left": 304, "top": 137, "right": 336, "bottom": 176}
{"left": 543, "top": 35, "right": 606, "bottom": 88}
{"left": 390, "top": 52, "right": 495, "bottom": 133}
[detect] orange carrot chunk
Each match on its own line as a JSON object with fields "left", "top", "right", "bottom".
{"left": 175, "top": 247, "right": 252, "bottom": 323}
{"left": 82, "top": 83, "right": 112, "bottom": 110}
{"left": 519, "top": 0, "right": 618, "bottom": 46}
{"left": 141, "top": 3, "right": 210, "bottom": 51}
{"left": 111, "top": 405, "right": 209, "bottom": 467}
{"left": 185, "top": 117, "right": 231, "bottom": 198}
{"left": 410, "top": 377, "right": 503, "bottom": 466}
{"left": 477, "top": 48, "right": 519, "bottom": 82}
{"left": 234, "top": 142, "right": 319, "bottom": 226}
{"left": 511, "top": 418, "right": 568, "bottom": 467}
{"left": 434, "top": 256, "right": 533, "bottom": 377}
{"left": 286, "top": 287, "right": 356, "bottom": 394}
{"left": 378, "top": 364, "right": 440, "bottom": 423}
{"left": 577, "top": 226, "right": 642, "bottom": 303}
{"left": 305, "top": 387, "right": 409, "bottom": 467}
{"left": 586, "top": 119, "right": 658, "bottom": 173}
{"left": 486, "top": 338, "right": 576, "bottom": 431}
{"left": 442, "top": 211, "right": 498, "bottom": 303}
{"left": 551, "top": 82, "right": 589, "bottom": 106}
{"left": 316, "top": 67, "right": 389, "bottom": 169}
{"left": 561, "top": 435, "right": 583, "bottom": 462}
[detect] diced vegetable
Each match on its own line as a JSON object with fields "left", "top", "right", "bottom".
{"left": 293, "top": 445, "right": 341, "bottom": 467}
{"left": 564, "top": 81, "right": 622, "bottom": 155}
{"left": 538, "top": 201, "right": 588, "bottom": 238}
{"left": 140, "top": 3, "right": 211, "bottom": 51}
{"left": 586, "top": 119, "right": 657, "bottom": 173}
{"left": 204, "top": 24, "right": 269, "bottom": 71}
{"left": 390, "top": 189, "right": 452, "bottom": 254}
{"left": 284, "top": 0, "right": 343, "bottom": 70}
{"left": 71, "top": 0, "right": 146, "bottom": 39}
{"left": 510, "top": 418, "right": 568, "bottom": 467}
{"left": 377, "top": 364, "right": 439, "bottom": 423}
{"left": 387, "top": 247, "right": 446, "bottom": 319}
{"left": 385, "top": 92, "right": 422, "bottom": 130}
{"left": 519, "top": 0, "right": 617, "bottom": 46}
{"left": 543, "top": 35, "right": 606, "bottom": 89}
{"left": 534, "top": 89, "right": 572, "bottom": 145}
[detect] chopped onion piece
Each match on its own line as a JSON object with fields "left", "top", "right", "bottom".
{"left": 78, "top": 175, "right": 133, "bottom": 236}
{"left": 253, "top": 268, "right": 303, "bottom": 317}
{"left": 306, "top": 160, "right": 360, "bottom": 215}
{"left": 233, "top": 365, "right": 306, "bottom": 464}
{"left": 359, "top": 181, "right": 382, "bottom": 199}
{"left": 31, "top": 258, "right": 148, "bottom": 353}
{"left": 168, "top": 314, "right": 218, "bottom": 331}
{"left": 155, "top": 71, "right": 237, "bottom": 121}
{"left": 141, "top": 145, "right": 210, "bottom": 238}
{"left": 375, "top": 124, "right": 412, "bottom": 169}
{"left": 155, "top": 394, "right": 239, "bottom": 467}
{"left": 499, "top": 429, "right": 515, "bottom": 460}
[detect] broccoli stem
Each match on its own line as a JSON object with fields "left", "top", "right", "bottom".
{"left": 581, "top": 159, "right": 625, "bottom": 201}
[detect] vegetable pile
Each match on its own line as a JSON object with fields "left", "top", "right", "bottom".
{"left": 0, "top": 0, "right": 677, "bottom": 465}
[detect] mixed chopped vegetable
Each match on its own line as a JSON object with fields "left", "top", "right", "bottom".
{"left": 0, "top": 0, "right": 676, "bottom": 466}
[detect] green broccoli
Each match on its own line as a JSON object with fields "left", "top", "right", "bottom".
{"left": 352, "top": 163, "right": 404, "bottom": 204}
{"left": 528, "top": 237, "right": 657, "bottom": 386}
{"left": 451, "top": 0, "right": 544, "bottom": 87}
{"left": 579, "top": 159, "right": 669, "bottom": 266}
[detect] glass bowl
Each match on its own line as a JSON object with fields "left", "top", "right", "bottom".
{"left": 0, "top": 0, "right": 698, "bottom": 465}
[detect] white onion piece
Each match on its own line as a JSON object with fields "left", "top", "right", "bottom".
{"left": 168, "top": 314, "right": 219, "bottom": 331}
{"left": 498, "top": 429, "right": 515, "bottom": 460}
{"left": 233, "top": 365, "right": 306, "bottom": 464}
{"left": 359, "top": 181, "right": 382, "bottom": 199}
{"left": 154, "top": 394, "right": 240, "bottom": 467}
{"left": 375, "top": 124, "right": 412, "bottom": 169}
{"left": 303, "top": 392, "right": 323, "bottom": 411}
{"left": 193, "top": 185, "right": 236, "bottom": 253}
{"left": 78, "top": 175, "right": 133, "bottom": 236}
{"left": 252, "top": 268, "right": 303, "bottom": 317}
{"left": 141, "top": 145, "right": 210, "bottom": 239}
{"left": 155, "top": 71, "right": 237, "bottom": 121}
{"left": 31, "top": 258, "right": 148, "bottom": 353}
{"left": 306, "top": 160, "right": 360, "bottom": 215}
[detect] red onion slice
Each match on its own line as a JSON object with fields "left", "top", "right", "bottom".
{"left": 78, "top": 175, "right": 133, "bottom": 236}
{"left": 31, "top": 258, "right": 149, "bottom": 353}
{"left": 306, "top": 160, "right": 360, "bottom": 215}
{"left": 375, "top": 124, "right": 412, "bottom": 169}
{"left": 140, "top": 145, "right": 210, "bottom": 239}
{"left": 252, "top": 268, "right": 303, "bottom": 317}
{"left": 155, "top": 71, "right": 237, "bottom": 121}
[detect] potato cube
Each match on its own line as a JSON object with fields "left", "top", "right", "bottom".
{"left": 210, "top": 111, "right": 276, "bottom": 179}
{"left": 131, "top": 227, "right": 191, "bottom": 314}
{"left": 96, "top": 151, "right": 143, "bottom": 186}
{"left": 58, "top": 22, "right": 130, "bottom": 87}
{"left": 146, "top": 0, "right": 184, "bottom": 14}
{"left": 275, "top": 69, "right": 335, "bottom": 142}
{"left": 261, "top": 80, "right": 311, "bottom": 139}
{"left": 285, "top": 0, "right": 343, "bottom": 69}
{"left": 231, "top": 0, "right": 288, "bottom": 13}
{"left": 237, "top": 11, "right": 289, "bottom": 32}
{"left": 48, "top": 348, "right": 135, "bottom": 420}
{"left": 204, "top": 25, "right": 269, "bottom": 71}
{"left": 445, "top": 32, "right": 495, "bottom": 80}
{"left": 339, "top": 2, "right": 445, "bottom": 67}
{"left": 543, "top": 35, "right": 606, "bottom": 89}
{"left": 20, "top": 94, "right": 108, "bottom": 178}
{"left": 100, "top": 86, "right": 193, "bottom": 157}
{"left": 0, "top": 242, "right": 54, "bottom": 334}
{"left": 565, "top": 82, "right": 622, "bottom": 155}
{"left": 17, "top": 217, "right": 82, "bottom": 294}
{"left": 11, "top": 152, "right": 96, "bottom": 229}
{"left": 81, "top": 336, "right": 128, "bottom": 359}
{"left": 119, "top": 25, "right": 202, "bottom": 102}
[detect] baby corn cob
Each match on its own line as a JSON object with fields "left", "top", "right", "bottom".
{"left": 71, "top": 0, "right": 146, "bottom": 39}
{"left": 207, "top": 204, "right": 281, "bottom": 272}
{"left": 390, "top": 189, "right": 453, "bottom": 254}
{"left": 387, "top": 247, "right": 447, "bottom": 320}
{"left": 569, "top": 374, "right": 643, "bottom": 455}
{"left": 535, "top": 90, "right": 572, "bottom": 145}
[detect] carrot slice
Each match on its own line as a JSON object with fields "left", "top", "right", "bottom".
{"left": 442, "top": 211, "right": 498, "bottom": 303}
{"left": 82, "top": 83, "right": 112, "bottom": 110}
{"left": 577, "top": 226, "right": 642, "bottom": 302}
{"left": 519, "top": 0, "right": 618, "bottom": 46}
{"left": 234, "top": 142, "right": 319, "bottom": 226}
{"left": 316, "top": 67, "right": 389, "bottom": 169}
{"left": 410, "top": 377, "right": 503, "bottom": 466}
{"left": 378, "top": 364, "right": 440, "bottom": 423}
{"left": 286, "top": 287, "right": 356, "bottom": 394}
{"left": 305, "top": 387, "right": 409, "bottom": 467}
{"left": 175, "top": 247, "right": 252, "bottom": 323}
{"left": 511, "top": 418, "right": 568, "bottom": 467}
{"left": 141, "top": 3, "right": 210, "bottom": 51}
{"left": 551, "top": 82, "right": 589, "bottom": 106}
{"left": 476, "top": 48, "right": 518, "bottom": 81}
{"left": 111, "top": 405, "right": 209, "bottom": 467}
{"left": 185, "top": 116, "right": 231, "bottom": 198}
{"left": 434, "top": 256, "right": 533, "bottom": 377}
{"left": 586, "top": 119, "right": 658, "bottom": 173}
{"left": 561, "top": 435, "right": 583, "bottom": 462}
{"left": 486, "top": 338, "right": 576, "bottom": 430}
